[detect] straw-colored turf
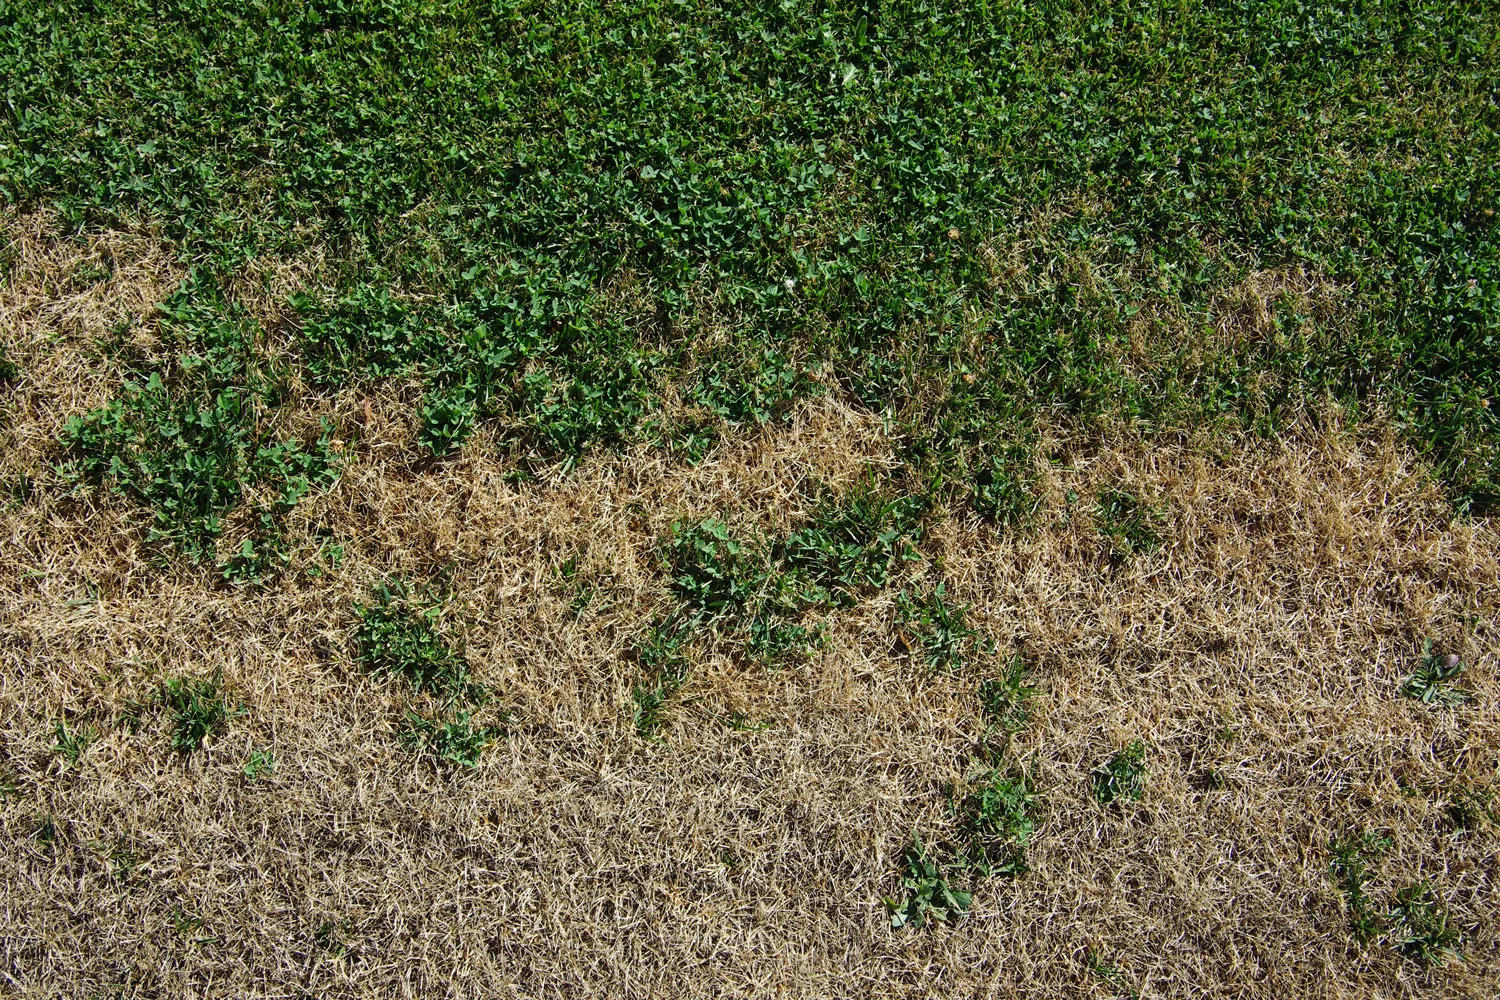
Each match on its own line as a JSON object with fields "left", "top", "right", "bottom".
{"left": 2, "top": 223, "right": 1496, "bottom": 998}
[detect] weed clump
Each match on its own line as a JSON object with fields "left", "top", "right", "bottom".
{"left": 0, "top": 341, "right": 17, "bottom": 386}
{"left": 53, "top": 720, "right": 97, "bottom": 766}
{"left": 354, "top": 584, "right": 473, "bottom": 697}
{"left": 952, "top": 768, "right": 1035, "bottom": 878}
{"left": 398, "top": 710, "right": 503, "bottom": 769}
{"left": 1328, "top": 831, "right": 1391, "bottom": 945}
{"left": 884, "top": 836, "right": 972, "bottom": 929}
{"left": 353, "top": 582, "right": 502, "bottom": 767}
{"left": 1092, "top": 740, "right": 1148, "bottom": 805}
{"left": 158, "top": 669, "right": 240, "bottom": 754}
{"left": 1387, "top": 883, "right": 1462, "bottom": 967}
{"left": 1095, "top": 489, "right": 1163, "bottom": 561}
{"left": 979, "top": 656, "right": 1037, "bottom": 738}
{"left": 1399, "top": 639, "right": 1469, "bottom": 707}
{"left": 60, "top": 277, "right": 339, "bottom": 575}
{"left": 894, "top": 582, "right": 992, "bottom": 672}
{"left": 776, "top": 480, "right": 927, "bottom": 606}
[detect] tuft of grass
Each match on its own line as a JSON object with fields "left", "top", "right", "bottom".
{"left": 397, "top": 710, "right": 503, "bottom": 769}
{"left": 1092, "top": 740, "right": 1148, "bottom": 805}
{"left": 978, "top": 655, "right": 1037, "bottom": 739}
{"left": 1399, "top": 639, "right": 1469, "bottom": 707}
{"left": 1095, "top": 489, "right": 1163, "bottom": 561}
{"left": 0, "top": 340, "right": 17, "bottom": 386}
{"left": 1445, "top": 782, "right": 1498, "bottom": 831}
{"left": 53, "top": 719, "right": 98, "bottom": 767}
{"left": 158, "top": 669, "right": 240, "bottom": 754}
{"left": 952, "top": 767, "right": 1034, "bottom": 878}
{"left": 1328, "top": 831, "right": 1391, "bottom": 946}
{"left": 353, "top": 584, "right": 472, "bottom": 697}
{"left": 631, "top": 615, "right": 693, "bottom": 739}
{"left": 777, "top": 479, "right": 928, "bottom": 607}
{"left": 1387, "top": 883, "right": 1462, "bottom": 967}
{"left": 242, "top": 748, "right": 275, "bottom": 778}
{"left": 894, "top": 582, "right": 992, "bottom": 672}
{"left": 665, "top": 518, "right": 768, "bottom": 620}
{"left": 884, "top": 835, "right": 972, "bottom": 929}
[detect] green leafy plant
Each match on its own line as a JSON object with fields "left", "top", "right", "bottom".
{"left": 979, "top": 655, "right": 1037, "bottom": 737}
{"left": 417, "top": 383, "right": 478, "bottom": 457}
{"left": 53, "top": 719, "right": 98, "bottom": 766}
{"left": 1386, "top": 883, "right": 1462, "bottom": 967}
{"left": 631, "top": 615, "right": 693, "bottom": 738}
{"left": 895, "top": 582, "right": 992, "bottom": 672}
{"left": 884, "top": 835, "right": 972, "bottom": 929}
{"left": 665, "top": 518, "right": 768, "bottom": 620}
{"left": 952, "top": 767, "right": 1034, "bottom": 878}
{"left": 777, "top": 480, "right": 927, "bottom": 607}
{"left": 397, "top": 710, "right": 503, "bottom": 768}
{"left": 158, "top": 669, "right": 241, "bottom": 754}
{"left": 60, "top": 278, "right": 340, "bottom": 569}
{"left": 1092, "top": 740, "right": 1148, "bottom": 805}
{"left": 970, "top": 449, "right": 1039, "bottom": 528}
{"left": 353, "top": 583, "right": 472, "bottom": 697}
{"left": 242, "top": 748, "right": 275, "bottom": 778}
{"left": 1328, "top": 831, "right": 1392, "bottom": 945}
{"left": 1399, "top": 639, "right": 1469, "bottom": 706}
{"left": 1095, "top": 489, "right": 1163, "bottom": 560}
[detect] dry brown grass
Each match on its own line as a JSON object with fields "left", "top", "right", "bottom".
{"left": 1, "top": 222, "right": 1496, "bottom": 998}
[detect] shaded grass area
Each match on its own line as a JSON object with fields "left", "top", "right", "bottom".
{"left": 1, "top": 0, "right": 1496, "bottom": 535}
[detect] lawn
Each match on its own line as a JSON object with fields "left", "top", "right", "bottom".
{"left": 0, "top": 2, "right": 1496, "bottom": 996}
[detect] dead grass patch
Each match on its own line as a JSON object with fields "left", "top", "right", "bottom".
{"left": 0, "top": 222, "right": 1495, "bottom": 999}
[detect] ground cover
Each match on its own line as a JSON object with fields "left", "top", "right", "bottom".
{"left": 0, "top": 2, "right": 1497, "bottom": 996}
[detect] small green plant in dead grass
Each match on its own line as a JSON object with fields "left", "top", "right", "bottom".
{"left": 1092, "top": 740, "right": 1148, "bottom": 805}
{"left": 1399, "top": 639, "right": 1469, "bottom": 707}
{"left": 776, "top": 478, "right": 928, "bottom": 607}
{"left": 631, "top": 615, "right": 693, "bottom": 738}
{"left": 53, "top": 719, "right": 98, "bottom": 767}
{"left": 398, "top": 710, "right": 504, "bottom": 768}
{"left": 1095, "top": 488, "right": 1163, "bottom": 560}
{"left": 354, "top": 583, "right": 474, "bottom": 697}
{"left": 1329, "top": 831, "right": 1391, "bottom": 945}
{"left": 0, "top": 340, "right": 17, "bottom": 386}
{"left": 884, "top": 835, "right": 973, "bottom": 929}
{"left": 666, "top": 518, "right": 768, "bottom": 620}
{"left": 1088, "top": 953, "right": 1140, "bottom": 999}
{"left": 895, "top": 582, "right": 993, "bottom": 672}
{"left": 951, "top": 766, "right": 1035, "bottom": 878}
{"left": 979, "top": 655, "right": 1037, "bottom": 738}
{"left": 158, "top": 669, "right": 242, "bottom": 753}
{"left": 1444, "top": 781, "right": 1498, "bottom": 831}
{"left": 1327, "top": 832, "right": 1465, "bottom": 965}
{"left": 1386, "top": 883, "right": 1462, "bottom": 967}
{"left": 354, "top": 582, "right": 504, "bottom": 767}
{"left": 242, "top": 748, "right": 275, "bottom": 778}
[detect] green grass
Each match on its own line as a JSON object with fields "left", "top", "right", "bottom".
{"left": 1092, "top": 740, "right": 1148, "bottom": 805}
{"left": 1387, "top": 883, "right": 1463, "bottom": 967}
{"left": 1329, "top": 831, "right": 1391, "bottom": 946}
{"left": 895, "top": 582, "right": 993, "bottom": 672}
{"left": 951, "top": 766, "right": 1034, "bottom": 878}
{"left": 53, "top": 719, "right": 98, "bottom": 766}
{"left": 397, "top": 709, "right": 503, "bottom": 768}
{"left": 353, "top": 583, "right": 474, "bottom": 696}
{"left": 158, "top": 669, "right": 241, "bottom": 754}
{"left": 6, "top": 1, "right": 1497, "bottom": 515}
